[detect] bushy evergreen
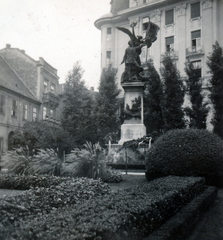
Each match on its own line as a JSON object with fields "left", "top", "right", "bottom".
{"left": 144, "top": 60, "right": 164, "bottom": 134}
{"left": 184, "top": 61, "right": 209, "bottom": 129}
{"left": 61, "top": 62, "right": 97, "bottom": 145}
{"left": 207, "top": 41, "right": 223, "bottom": 138}
{"left": 94, "top": 66, "right": 121, "bottom": 143}
{"left": 160, "top": 55, "right": 185, "bottom": 130}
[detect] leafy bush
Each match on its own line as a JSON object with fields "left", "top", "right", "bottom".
{"left": 100, "top": 163, "right": 123, "bottom": 183}
{"left": 0, "top": 176, "right": 205, "bottom": 240}
{"left": 0, "top": 174, "right": 65, "bottom": 190}
{"left": 0, "top": 177, "right": 111, "bottom": 229}
{"left": 145, "top": 129, "right": 223, "bottom": 186}
{"left": 10, "top": 121, "right": 75, "bottom": 158}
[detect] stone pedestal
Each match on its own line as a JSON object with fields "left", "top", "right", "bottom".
{"left": 119, "top": 81, "right": 146, "bottom": 144}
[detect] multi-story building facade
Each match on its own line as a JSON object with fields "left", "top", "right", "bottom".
{"left": 0, "top": 44, "right": 61, "bottom": 152}
{"left": 95, "top": 0, "right": 223, "bottom": 130}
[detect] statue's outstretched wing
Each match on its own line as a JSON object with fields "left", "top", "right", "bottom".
{"left": 144, "top": 21, "right": 160, "bottom": 48}
{"left": 116, "top": 27, "right": 137, "bottom": 42}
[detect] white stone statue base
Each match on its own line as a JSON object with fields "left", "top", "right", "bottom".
{"left": 118, "top": 123, "right": 146, "bottom": 145}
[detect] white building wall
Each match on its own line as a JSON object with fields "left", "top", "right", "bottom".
{"left": 95, "top": 0, "right": 223, "bottom": 130}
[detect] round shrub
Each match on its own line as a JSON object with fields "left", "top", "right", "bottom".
{"left": 145, "top": 129, "right": 223, "bottom": 187}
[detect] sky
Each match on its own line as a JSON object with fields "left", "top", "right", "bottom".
{"left": 0, "top": 0, "right": 111, "bottom": 89}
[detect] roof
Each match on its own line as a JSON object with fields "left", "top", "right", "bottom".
{"left": 0, "top": 55, "right": 40, "bottom": 103}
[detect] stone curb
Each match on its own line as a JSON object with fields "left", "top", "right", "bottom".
{"left": 146, "top": 186, "right": 218, "bottom": 240}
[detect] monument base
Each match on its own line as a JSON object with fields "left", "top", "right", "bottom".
{"left": 118, "top": 124, "right": 146, "bottom": 145}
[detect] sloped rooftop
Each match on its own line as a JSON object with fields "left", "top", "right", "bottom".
{"left": 0, "top": 55, "right": 40, "bottom": 103}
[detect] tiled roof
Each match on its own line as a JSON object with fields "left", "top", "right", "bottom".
{"left": 0, "top": 55, "right": 40, "bottom": 103}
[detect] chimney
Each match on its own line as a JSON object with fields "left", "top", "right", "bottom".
{"left": 21, "top": 50, "right": 25, "bottom": 54}
{"left": 6, "top": 44, "right": 11, "bottom": 48}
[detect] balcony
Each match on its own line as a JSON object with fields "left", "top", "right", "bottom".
{"left": 186, "top": 45, "right": 205, "bottom": 58}
{"left": 43, "top": 117, "right": 60, "bottom": 128}
{"left": 42, "top": 92, "right": 60, "bottom": 108}
{"left": 161, "top": 50, "right": 179, "bottom": 61}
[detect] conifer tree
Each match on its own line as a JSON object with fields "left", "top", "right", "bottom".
{"left": 184, "top": 61, "right": 209, "bottom": 129}
{"left": 95, "top": 66, "right": 121, "bottom": 143}
{"left": 144, "top": 60, "right": 164, "bottom": 134}
{"left": 61, "top": 62, "right": 96, "bottom": 145}
{"left": 160, "top": 55, "right": 185, "bottom": 130}
{"left": 207, "top": 41, "right": 223, "bottom": 138}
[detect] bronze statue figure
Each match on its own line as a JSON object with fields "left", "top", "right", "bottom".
{"left": 117, "top": 19, "right": 160, "bottom": 83}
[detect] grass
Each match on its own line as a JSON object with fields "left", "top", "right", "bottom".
{"left": 108, "top": 173, "right": 147, "bottom": 191}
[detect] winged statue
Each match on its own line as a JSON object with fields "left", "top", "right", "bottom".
{"left": 116, "top": 19, "right": 160, "bottom": 83}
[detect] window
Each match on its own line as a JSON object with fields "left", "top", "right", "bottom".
{"left": 0, "top": 138, "right": 3, "bottom": 157}
{"left": 107, "top": 28, "right": 112, "bottom": 34}
{"left": 191, "top": 2, "right": 200, "bottom": 19}
{"left": 106, "top": 51, "right": 112, "bottom": 67}
{"left": 192, "top": 60, "right": 202, "bottom": 77}
{"left": 50, "top": 109, "right": 54, "bottom": 119}
{"left": 107, "top": 28, "right": 112, "bottom": 41}
{"left": 0, "top": 95, "right": 5, "bottom": 115}
{"left": 51, "top": 83, "right": 55, "bottom": 92}
{"left": 32, "top": 107, "right": 37, "bottom": 121}
{"left": 11, "top": 99, "right": 17, "bottom": 117}
{"left": 23, "top": 104, "right": 28, "bottom": 120}
{"left": 44, "top": 81, "right": 48, "bottom": 93}
{"left": 165, "top": 9, "right": 174, "bottom": 25}
{"left": 165, "top": 36, "right": 174, "bottom": 52}
{"left": 43, "top": 107, "right": 47, "bottom": 119}
{"left": 191, "top": 30, "right": 201, "bottom": 51}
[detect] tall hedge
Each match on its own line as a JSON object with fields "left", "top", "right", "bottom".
{"left": 145, "top": 129, "right": 223, "bottom": 187}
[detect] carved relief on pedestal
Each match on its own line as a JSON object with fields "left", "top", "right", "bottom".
{"left": 150, "top": 9, "right": 161, "bottom": 23}
{"left": 202, "top": 0, "right": 213, "bottom": 9}
{"left": 176, "top": 3, "right": 187, "bottom": 16}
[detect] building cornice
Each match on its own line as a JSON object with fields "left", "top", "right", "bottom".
{"left": 0, "top": 85, "right": 41, "bottom": 105}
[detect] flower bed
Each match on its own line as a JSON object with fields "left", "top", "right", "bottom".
{"left": 0, "top": 176, "right": 206, "bottom": 240}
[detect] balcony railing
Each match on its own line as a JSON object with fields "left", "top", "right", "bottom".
{"left": 43, "top": 118, "right": 60, "bottom": 127}
{"left": 42, "top": 92, "right": 60, "bottom": 107}
{"left": 161, "top": 50, "right": 179, "bottom": 61}
{"left": 186, "top": 45, "right": 205, "bottom": 57}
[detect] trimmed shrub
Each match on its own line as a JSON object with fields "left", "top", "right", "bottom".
{"left": 0, "top": 176, "right": 205, "bottom": 240}
{"left": 145, "top": 129, "right": 223, "bottom": 186}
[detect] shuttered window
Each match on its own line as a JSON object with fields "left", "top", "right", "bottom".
{"left": 165, "top": 9, "right": 174, "bottom": 25}
{"left": 191, "top": 30, "right": 201, "bottom": 39}
{"left": 191, "top": 2, "right": 200, "bottom": 19}
{"left": 166, "top": 36, "right": 174, "bottom": 45}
